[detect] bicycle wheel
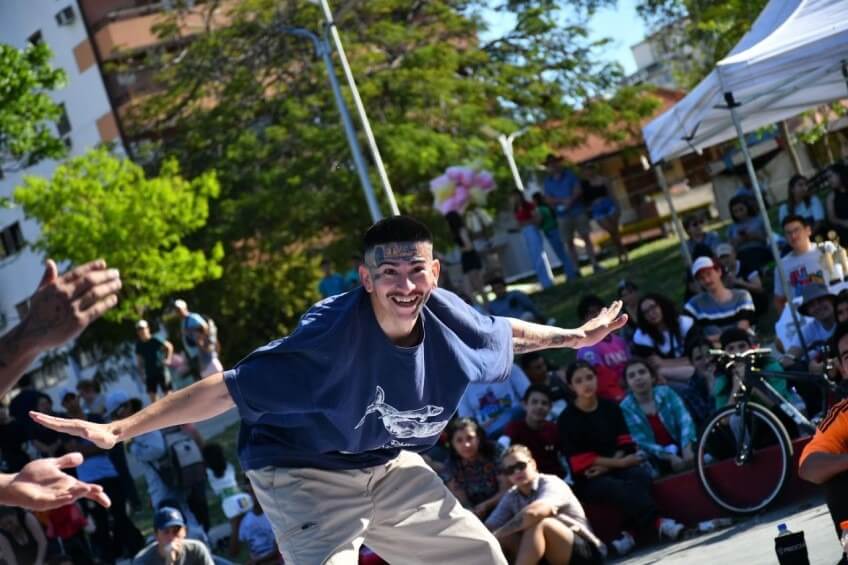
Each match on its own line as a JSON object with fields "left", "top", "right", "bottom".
{"left": 696, "top": 403, "right": 793, "bottom": 514}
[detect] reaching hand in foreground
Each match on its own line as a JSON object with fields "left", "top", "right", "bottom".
{"left": 30, "top": 411, "right": 119, "bottom": 450}
{"left": 571, "top": 300, "right": 628, "bottom": 349}
{"left": 0, "top": 453, "right": 111, "bottom": 511}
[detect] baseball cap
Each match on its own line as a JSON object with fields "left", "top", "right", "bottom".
{"left": 153, "top": 507, "right": 185, "bottom": 531}
{"left": 136, "top": 319, "right": 148, "bottom": 329}
{"left": 715, "top": 243, "right": 734, "bottom": 257}
{"left": 105, "top": 390, "right": 130, "bottom": 416}
{"left": 173, "top": 299, "right": 187, "bottom": 310}
{"left": 691, "top": 256, "right": 719, "bottom": 277}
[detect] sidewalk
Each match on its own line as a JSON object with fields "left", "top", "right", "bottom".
{"left": 613, "top": 497, "right": 843, "bottom": 564}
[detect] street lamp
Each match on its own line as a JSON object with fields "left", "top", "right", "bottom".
{"left": 280, "top": 24, "right": 383, "bottom": 223}
{"left": 481, "top": 125, "right": 528, "bottom": 192}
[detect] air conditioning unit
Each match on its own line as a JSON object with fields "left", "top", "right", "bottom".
{"left": 55, "top": 6, "right": 75, "bottom": 26}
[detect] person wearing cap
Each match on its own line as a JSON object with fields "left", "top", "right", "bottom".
{"left": 133, "top": 506, "right": 214, "bottom": 565}
{"left": 136, "top": 319, "right": 174, "bottom": 403}
{"left": 31, "top": 216, "right": 628, "bottom": 565}
{"left": 775, "top": 214, "right": 825, "bottom": 312}
{"left": 173, "top": 300, "right": 221, "bottom": 381}
{"left": 684, "top": 256, "right": 755, "bottom": 338}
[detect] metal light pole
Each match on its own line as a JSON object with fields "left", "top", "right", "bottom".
{"left": 317, "top": 0, "right": 401, "bottom": 216}
{"left": 482, "top": 126, "right": 528, "bottom": 192}
{"left": 281, "top": 25, "right": 382, "bottom": 223}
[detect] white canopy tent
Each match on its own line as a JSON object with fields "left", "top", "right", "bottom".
{"left": 642, "top": 0, "right": 848, "bottom": 353}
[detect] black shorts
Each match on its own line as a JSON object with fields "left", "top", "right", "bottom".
{"left": 460, "top": 250, "right": 483, "bottom": 273}
{"left": 570, "top": 536, "right": 606, "bottom": 565}
{"left": 145, "top": 371, "right": 171, "bottom": 395}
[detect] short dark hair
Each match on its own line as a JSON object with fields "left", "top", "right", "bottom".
{"left": 488, "top": 276, "right": 507, "bottom": 287}
{"left": 519, "top": 352, "right": 544, "bottom": 371}
{"left": 577, "top": 294, "right": 604, "bottom": 321}
{"left": 362, "top": 216, "right": 433, "bottom": 256}
{"left": 720, "top": 327, "right": 753, "bottom": 349}
{"left": 831, "top": 322, "right": 848, "bottom": 357}
{"left": 523, "top": 383, "right": 553, "bottom": 403}
{"left": 781, "top": 213, "right": 809, "bottom": 228}
{"left": 684, "top": 333, "right": 711, "bottom": 359}
{"left": 565, "top": 360, "right": 593, "bottom": 384}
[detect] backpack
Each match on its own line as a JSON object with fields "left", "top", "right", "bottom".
{"left": 152, "top": 427, "right": 206, "bottom": 490}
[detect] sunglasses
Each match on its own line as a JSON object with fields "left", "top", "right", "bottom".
{"left": 501, "top": 461, "right": 528, "bottom": 475}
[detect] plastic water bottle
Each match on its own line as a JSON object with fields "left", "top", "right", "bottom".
{"left": 840, "top": 520, "right": 848, "bottom": 557}
{"left": 774, "top": 523, "right": 810, "bottom": 565}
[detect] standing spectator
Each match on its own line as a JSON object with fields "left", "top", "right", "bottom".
{"left": 775, "top": 214, "right": 825, "bottom": 311}
{"left": 683, "top": 214, "right": 720, "bottom": 257}
{"left": 29, "top": 395, "right": 62, "bottom": 458}
{"left": 518, "top": 353, "right": 568, "bottom": 418}
{"left": 487, "top": 277, "right": 548, "bottom": 322}
{"left": 727, "top": 195, "right": 771, "bottom": 272}
{"left": 779, "top": 174, "right": 825, "bottom": 234}
{"left": 715, "top": 243, "right": 767, "bottom": 318}
{"left": 503, "top": 385, "right": 565, "bottom": 477}
{"left": 681, "top": 337, "right": 718, "bottom": 431}
{"left": 825, "top": 163, "right": 848, "bottom": 243}
{"left": 485, "top": 445, "right": 604, "bottom": 565}
{"left": 580, "top": 162, "right": 628, "bottom": 265}
{"left": 543, "top": 155, "right": 601, "bottom": 274}
{"left": 75, "top": 380, "right": 106, "bottom": 417}
{"left": 441, "top": 418, "right": 507, "bottom": 520}
{"left": 617, "top": 279, "right": 640, "bottom": 342}
{"left": 512, "top": 190, "right": 555, "bottom": 289}
{"left": 632, "top": 293, "right": 695, "bottom": 387}
{"left": 575, "top": 295, "right": 629, "bottom": 402}
{"left": 173, "top": 299, "right": 221, "bottom": 379}
{"left": 317, "top": 260, "right": 346, "bottom": 298}
{"left": 619, "top": 359, "right": 697, "bottom": 476}
{"left": 135, "top": 320, "right": 174, "bottom": 403}
{"left": 558, "top": 362, "right": 684, "bottom": 555}
{"left": 343, "top": 254, "right": 362, "bottom": 290}
{"left": 61, "top": 392, "right": 144, "bottom": 561}
{"left": 0, "top": 506, "right": 47, "bottom": 565}
{"left": 236, "top": 481, "right": 280, "bottom": 565}
{"left": 532, "top": 192, "right": 579, "bottom": 279}
{"left": 446, "top": 211, "right": 488, "bottom": 305}
{"left": 133, "top": 506, "right": 215, "bottom": 565}
{"left": 457, "top": 364, "right": 530, "bottom": 439}
{"left": 684, "top": 257, "right": 756, "bottom": 338}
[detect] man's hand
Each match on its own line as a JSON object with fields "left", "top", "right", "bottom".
{"left": 524, "top": 500, "right": 555, "bottom": 521}
{"left": 0, "top": 453, "right": 110, "bottom": 511}
{"left": 22, "top": 259, "right": 121, "bottom": 350}
{"left": 572, "top": 301, "right": 628, "bottom": 348}
{"left": 29, "top": 412, "right": 119, "bottom": 450}
{"left": 584, "top": 465, "right": 608, "bottom": 478}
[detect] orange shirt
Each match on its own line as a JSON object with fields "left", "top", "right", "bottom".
{"left": 799, "top": 398, "right": 848, "bottom": 466}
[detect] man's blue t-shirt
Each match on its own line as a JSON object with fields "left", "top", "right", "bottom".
{"left": 543, "top": 170, "right": 584, "bottom": 217}
{"left": 224, "top": 288, "right": 514, "bottom": 471}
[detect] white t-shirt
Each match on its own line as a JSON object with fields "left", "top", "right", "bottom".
{"left": 778, "top": 197, "right": 825, "bottom": 225}
{"left": 775, "top": 247, "right": 824, "bottom": 299}
{"left": 632, "top": 316, "right": 694, "bottom": 358}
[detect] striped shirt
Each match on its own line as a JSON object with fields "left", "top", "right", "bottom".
{"left": 684, "top": 289, "right": 755, "bottom": 332}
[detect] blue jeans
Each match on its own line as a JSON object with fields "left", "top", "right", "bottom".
{"left": 543, "top": 228, "right": 578, "bottom": 278}
{"left": 521, "top": 225, "right": 554, "bottom": 288}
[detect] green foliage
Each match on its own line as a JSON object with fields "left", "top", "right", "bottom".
{"left": 14, "top": 147, "right": 223, "bottom": 321}
{"left": 0, "top": 42, "right": 67, "bottom": 171}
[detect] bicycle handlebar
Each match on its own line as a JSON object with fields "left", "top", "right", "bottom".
{"left": 708, "top": 348, "right": 772, "bottom": 361}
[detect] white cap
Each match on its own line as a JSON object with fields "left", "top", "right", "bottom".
{"left": 691, "top": 256, "right": 718, "bottom": 277}
{"left": 173, "top": 299, "right": 187, "bottom": 310}
{"left": 136, "top": 319, "right": 148, "bottom": 329}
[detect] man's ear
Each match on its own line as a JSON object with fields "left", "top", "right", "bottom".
{"left": 431, "top": 258, "right": 441, "bottom": 285}
{"left": 359, "top": 264, "right": 373, "bottom": 293}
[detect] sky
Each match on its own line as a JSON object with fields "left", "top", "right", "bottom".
{"left": 481, "top": 0, "right": 648, "bottom": 76}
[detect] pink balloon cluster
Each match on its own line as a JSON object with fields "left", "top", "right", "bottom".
{"left": 430, "top": 166, "right": 495, "bottom": 215}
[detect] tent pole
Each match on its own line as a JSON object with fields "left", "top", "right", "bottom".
{"left": 724, "top": 92, "right": 808, "bottom": 356}
{"left": 653, "top": 163, "right": 693, "bottom": 268}
{"left": 779, "top": 120, "right": 805, "bottom": 176}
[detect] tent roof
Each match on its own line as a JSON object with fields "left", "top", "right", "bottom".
{"left": 642, "top": 0, "right": 848, "bottom": 164}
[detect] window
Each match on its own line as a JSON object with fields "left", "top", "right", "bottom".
{"left": 55, "top": 6, "right": 76, "bottom": 26}
{"left": 57, "top": 103, "right": 72, "bottom": 137}
{"left": 0, "top": 222, "right": 25, "bottom": 258}
{"left": 27, "top": 31, "right": 43, "bottom": 46}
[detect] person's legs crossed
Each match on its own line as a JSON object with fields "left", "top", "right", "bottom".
{"left": 364, "top": 451, "right": 508, "bottom": 565}
{"left": 515, "top": 517, "right": 575, "bottom": 565}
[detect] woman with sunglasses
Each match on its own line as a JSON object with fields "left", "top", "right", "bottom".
{"left": 485, "top": 444, "right": 604, "bottom": 565}
{"left": 557, "top": 361, "right": 684, "bottom": 556}
{"left": 632, "top": 293, "right": 695, "bottom": 388}
{"left": 441, "top": 418, "right": 509, "bottom": 520}
{"left": 619, "top": 359, "right": 697, "bottom": 476}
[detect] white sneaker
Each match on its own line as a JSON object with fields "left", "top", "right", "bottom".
{"left": 611, "top": 531, "right": 636, "bottom": 555}
{"left": 658, "top": 517, "right": 685, "bottom": 541}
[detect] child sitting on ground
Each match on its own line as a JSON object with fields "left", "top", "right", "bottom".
{"left": 202, "top": 443, "right": 253, "bottom": 556}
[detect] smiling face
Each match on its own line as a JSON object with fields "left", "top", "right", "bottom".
{"left": 523, "top": 391, "right": 552, "bottom": 425}
{"left": 450, "top": 424, "right": 481, "bottom": 461}
{"left": 359, "top": 241, "right": 440, "bottom": 338}
{"left": 568, "top": 366, "right": 598, "bottom": 401}
{"left": 625, "top": 362, "right": 654, "bottom": 396}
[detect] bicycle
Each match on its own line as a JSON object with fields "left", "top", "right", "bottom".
{"left": 695, "top": 347, "right": 847, "bottom": 514}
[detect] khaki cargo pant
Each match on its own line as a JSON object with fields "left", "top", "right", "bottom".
{"left": 247, "top": 450, "right": 507, "bottom": 565}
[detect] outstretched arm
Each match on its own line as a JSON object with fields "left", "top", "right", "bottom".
{"left": 0, "top": 453, "right": 111, "bottom": 510}
{"left": 31, "top": 372, "right": 234, "bottom": 449}
{"left": 508, "top": 300, "right": 627, "bottom": 353}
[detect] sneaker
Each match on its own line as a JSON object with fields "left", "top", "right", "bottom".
{"left": 611, "top": 531, "right": 636, "bottom": 555}
{"left": 658, "top": 517, "right": 685, "bottom": 541}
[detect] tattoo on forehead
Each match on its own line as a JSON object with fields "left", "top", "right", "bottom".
{"left": 365, "top": 242, "right": 430, "bottom": 267}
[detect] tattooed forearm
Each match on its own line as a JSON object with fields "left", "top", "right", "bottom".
{"left": 509, "top": 319, "right": 582, "bottom": 353}
{"left": 493, "top": 509, "right": 530, "bottom": 538}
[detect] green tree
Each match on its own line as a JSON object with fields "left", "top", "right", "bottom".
{"left": 14, "top": 147, "right": 223, "bottom": 323}
{"left": 115, "top": 0, "right": 659, "bottom": 352}
{"left": 0, "top": 42, "right": 67, "bottom": 172}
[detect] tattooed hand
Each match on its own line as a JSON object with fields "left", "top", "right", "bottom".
{"left": 572, "top": 300, "right": 628, "bottom": 349}
{"left": 509, "top": 301, "right": 627, "bottom": 353}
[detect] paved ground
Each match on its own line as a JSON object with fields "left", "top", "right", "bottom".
{"left": 613, "top": 496, "right": 843, "bottom": 564}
